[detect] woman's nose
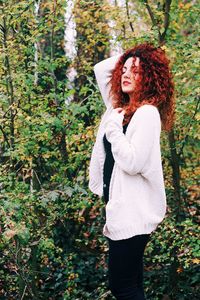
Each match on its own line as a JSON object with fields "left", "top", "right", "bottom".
{"left": 124, "top": 70, "right": 131, "bottom": 78}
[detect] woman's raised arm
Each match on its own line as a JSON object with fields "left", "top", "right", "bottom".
{"left": 94, "top": 54, "right": 121, "bottom": 108}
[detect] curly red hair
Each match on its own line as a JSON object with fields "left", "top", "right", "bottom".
{"left": 110, "top": 43, "right": 175, "bottom": 131}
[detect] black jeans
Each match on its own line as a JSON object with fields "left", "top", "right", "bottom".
{"left": 107, "top": 234, "right": 150, "bottom": 300}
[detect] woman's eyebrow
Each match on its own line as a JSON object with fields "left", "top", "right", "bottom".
{"left": 132, "top": 64, "right": 139, "bottom": 70}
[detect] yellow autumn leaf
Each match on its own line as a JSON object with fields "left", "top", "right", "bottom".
{"left": 160, "top": 45, "right": 167, "bottom": 51}
{"left": 192, "top": 258, "right": 200, "bottom": 264}
{"left": 184, "top": 3, "right": 192, "bottom": 9}
{"left": 195, "top": 112, "right": 200, "bottom": 121}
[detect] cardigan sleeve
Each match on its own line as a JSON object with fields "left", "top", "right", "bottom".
{"left": 94, "top": 54, "right": 121, "bottom": 108}
{"left": 88, "top": 139, "right": 103, "bottom": 197}
{"left": 104, "top": 105, "right": 161, "bottom": 176}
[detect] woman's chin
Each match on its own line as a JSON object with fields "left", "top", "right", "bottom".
{"left": 122, "top": 87, "right": 132, "bottom": 94}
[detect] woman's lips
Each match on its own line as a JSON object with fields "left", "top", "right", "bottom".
{"left": 123, "top": 81, "right": 131, "bottom": 86}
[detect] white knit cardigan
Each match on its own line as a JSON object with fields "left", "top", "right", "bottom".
{"left": 88, "top": 54, "right": 167, "bottom": 241}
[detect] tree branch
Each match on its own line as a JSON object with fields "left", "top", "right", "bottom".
{"left": 0, "top": 124, "right": 10, "bottom": 147}
{"left": 160, "top": 0, "right": 172, "bottom": 43}
{"left": 2, "top": 14, "right": 15, "bottom": 150}
{"left": 125, "top": 0, "right": 134, "bottom": 32}
{"left": 144, "top": 0, "right": 162, "bottom": 42}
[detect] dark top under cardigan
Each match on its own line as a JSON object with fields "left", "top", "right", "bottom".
{"left": 103, "top": 123, "right": 129, "bottom": 203}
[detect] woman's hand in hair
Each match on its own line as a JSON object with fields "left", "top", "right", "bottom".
{"left": 115, "top": 107, "right": 125, "bottom": 115}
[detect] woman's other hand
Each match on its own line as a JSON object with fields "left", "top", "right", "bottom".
{"left": 115, "top": 107, "right": 125, "bottom": 115}
{"left": 104, "top": 108, "right": 125, "bottom": 134}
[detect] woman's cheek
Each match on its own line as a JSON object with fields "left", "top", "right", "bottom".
{"left": 135, "top": 74, "right": 140, "bottom": 81}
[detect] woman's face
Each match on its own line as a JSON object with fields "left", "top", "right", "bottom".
{"left": 121, "top": 57, "right": 140, "bottom": 97}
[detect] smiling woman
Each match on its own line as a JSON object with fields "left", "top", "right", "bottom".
{"left": 89, "top": 42, "right": 175, "bottom": 300}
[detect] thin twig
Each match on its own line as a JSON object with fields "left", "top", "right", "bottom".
{"left": 125, "top": 0, "right": 134, "bottom": 32}
{"left": 20, "top": 285, "right": 27, "bottom": 300}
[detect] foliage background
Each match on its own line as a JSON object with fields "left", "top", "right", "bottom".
{"left": 0, "top": 0, "right": 199, "bottom": 299}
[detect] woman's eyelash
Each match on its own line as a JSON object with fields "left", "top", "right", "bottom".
{"left": 122, "top": 69, "right": 139, "bottom": 74}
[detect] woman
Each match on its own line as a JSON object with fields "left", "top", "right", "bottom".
{"left": 88, "top": 43, "right": 175, "bottom": 300}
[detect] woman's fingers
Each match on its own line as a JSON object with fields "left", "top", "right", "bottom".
{"left": 115, "top": 107, "right": 125, "bottom": 115}
{"left": 115, "top": 107, "right": 122, "bottom": 112}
